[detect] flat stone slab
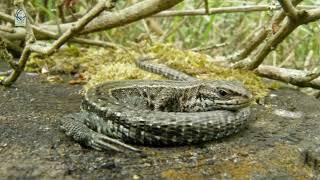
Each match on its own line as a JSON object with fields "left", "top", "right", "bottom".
{"left": 1, "top": 72, "right": 320, "bottom": 179}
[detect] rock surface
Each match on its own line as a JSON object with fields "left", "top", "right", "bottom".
{"left": 1, "top": 71, "right": 320, "bottom": 179}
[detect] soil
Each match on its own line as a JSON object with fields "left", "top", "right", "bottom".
{"left": 1, "top": 63, "right": 320, "bottom": 179}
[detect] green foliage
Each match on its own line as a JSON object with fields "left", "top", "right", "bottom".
{"left": 29, "top": 0, "right": 56, "bottom": 20}
{"left": 28, "top": 1, "right": 319, "bottom": 69}
{"left": 26, "top": 0, "right": 319, "bottom": 96}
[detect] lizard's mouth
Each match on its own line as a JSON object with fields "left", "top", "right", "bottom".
{"left": 150, "top": 98, "right": 252, "bottom": 113}
{"left": 214, "top": 98, "right": 252, "bottom": 110}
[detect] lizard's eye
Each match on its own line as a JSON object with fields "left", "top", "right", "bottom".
{"left": 218, "top": 89, "right": 229, "bottom": 97}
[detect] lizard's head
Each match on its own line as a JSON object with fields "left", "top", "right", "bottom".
{"left": 199, "top": 80, "right": 253, "bottom": 111}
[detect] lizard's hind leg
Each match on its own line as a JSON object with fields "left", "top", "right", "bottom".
{"left": 60, "top": 113, "right": 141, "bottom": 153}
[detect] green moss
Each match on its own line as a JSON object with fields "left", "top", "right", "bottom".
{"left": 85, "top": 63, "right": 164, "bottom": 90}
{"left": 26, "top": 46, "right": 81, "bottom": 73}
{"left": 144, "top": 43, "right": 269, "bottom": 99}
{"left": 25, "top": 43, "right": 270, "bottom": 99}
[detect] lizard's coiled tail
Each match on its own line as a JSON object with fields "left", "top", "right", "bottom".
{"left": 135, "top": 57, "right": 198, "bottom": 81}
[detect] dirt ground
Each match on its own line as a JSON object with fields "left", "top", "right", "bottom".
{"left": 1, "top": 64, "right": 320, "bottom": 179}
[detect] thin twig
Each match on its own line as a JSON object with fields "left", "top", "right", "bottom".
{"left": 141, "top": 19, "right": 153, "bottom": 42}
{"left": 57, "top": 2, "right": 66, "bottom": 23}
{"left": 43, "top": 11, "right": 85, "bottom": 25}
{"left": 233, "top": 0, "right": 306, "bottom": 70}
{"left": 0, "top": 70, "right": 12, "bottom": 76}
{"left": 0, "top": 25, "right": 15, "bottom": 33}
{"left": 278, "top": 0, "right": 299, "bottom": 20}
{"left": 226, "top": 27, "right": 269, "bottom": 63}
{"left": 0, "top": 38, "right": 18, "bottom": 69}
{"left": 159, "top": 17, "right": 187, "bottom": 42}
{"left": 278, "top": 51, "right": 294, "bottom": 68}
{"left": 233, "top": 20, "right": 298, "bottom": 70}
{"left": 70, "top": 38, "right": 118, "bottom": 48}
{"left": 204, "top": 0, "right": 209, "bottom": 14}
{"left": 191, "top": 42, "right": 227, "bottom": 52}
{"left": 30, "top": 0, "right": 116, "bottom": 55}
{"left": 0, "top": 11, "right": 14, "bottom": 23}
{"left": 304, "top": 50, "right": 313, "bottom": 70}
{"left": 153, "top": 5, "right": 318, "bottom": 17}
{"left": 0, "top": 34, "right": 23, "bottom": 53}
{"left": 225, "top": 10, "right": 286, "bottom": 62}
{"left": 145, "top": 18, "right": 164, "bottom": 36}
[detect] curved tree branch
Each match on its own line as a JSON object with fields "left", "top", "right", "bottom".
{"left": 0, "top": 0, "right": 184, "bottom": 40}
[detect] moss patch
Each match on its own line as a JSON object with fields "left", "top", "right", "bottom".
{"left": 144, "top": 43, "right": 270, "bottom": 98}
{"left": 26, "top": 43, "right": 270, "bottom": 98}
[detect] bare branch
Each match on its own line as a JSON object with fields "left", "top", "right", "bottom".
{"left": 44, "top": 11, "right": 85, "bottom": 25}
{"left": 57, "top": 2, "right": 66, "bottom": 23}
{"left": 227, "top": 27, "right": 269, "bottom": 63}
{"left": 304, "top": 50, "right": 313, "bottom": 70}
{"left": 155, "top": 5, "right": 275, "bottom": 17}
{"left": 191, "top": 42, "right": 227, "bottom": 52}
{"left": 256, "top": 65, "right": 320, "bottom": 89}
{"left": 0, "top": 39, "right": 17, "bottom": 69}
{"left": 226, "top": 11, "right": 286, "bottom": 62}
{"left": 82, "top": 0, "right": 184, "bottom": 34}
{"left": 278, "top": 0, "right": 299, "bottom": 20}
{"left": 29, "top": 0, "right": 116, "bottom": 55}
{"left": 0, "top": 35, "right": 23, "bottom": 53}
{"left": 0, "top": 11, "right": 14, "bottom": 23}
{"left": 233, "top": 19, "right": 298, "bottom": 70}
{"left": 233, "top": 0, "right": 308, "bottom": 70}
{"left": 210, "top": 57, "right": 320, "bottom": 89}
{"left": 145, "top": 18, "right": 164, "bottom": 36}
{"left": 1, "top": 46, "right": 32, "bottom": 86}
{"left": 204, "top": 0, "right": 209, "bottom": 14}
{"left": 152, "top": 5, "right": 317, "bottom": 17}
{"left": 20, "top": 24, "right": 115, "bottom": 48}
{"left": 0, "top": 0, "right": 183, "bottom": 41}
{"left": 226, "top": 0, "right": 306, "bottom": 63}
{"left": 0, "top": 70, "right": 12, "bottom": 76}
{"left": 70, "top": 38, "right": 118, "bottom": 48}
{"left": 0, "top": 25, "right": 15, "bottom": 33}
{"left": 159, "top": 17, "right": 187, "bottom": 42}
{"left": 302, "top": 8, "right": 320, "bottom": 23}
{"left": 1, "top": 0, "right": 34, "bottom": 86}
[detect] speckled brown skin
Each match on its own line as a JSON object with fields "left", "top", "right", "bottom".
{"left": 60, "top": 58, "right": 252, "bottom": 152}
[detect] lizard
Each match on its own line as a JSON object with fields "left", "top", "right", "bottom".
{"left": 60, "top": 57, "right": 253, "bottom": 152}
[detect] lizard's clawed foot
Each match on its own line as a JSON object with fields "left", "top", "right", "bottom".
{"left": 60, "top": 113, "right": 141, "bottom": 153}
{"left": 88, "top": 131, "right": 141, "bottom": 152}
